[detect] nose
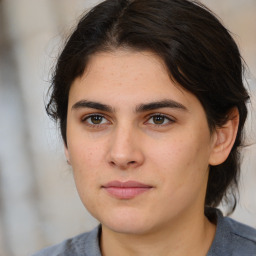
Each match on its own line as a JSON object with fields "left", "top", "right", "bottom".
{"left": 106, "top": 124, "right": 145, "bottom": 170}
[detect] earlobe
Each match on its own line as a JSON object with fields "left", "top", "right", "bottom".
{"left": 64, "top": 145, "right": 71, "bottom": 165}
{"left": 209, "top": 108, "right": 239, "bottom": 166}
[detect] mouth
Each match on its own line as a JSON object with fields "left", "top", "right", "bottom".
{"left": 102, "top": 180, "right": 153, "bottom": 199}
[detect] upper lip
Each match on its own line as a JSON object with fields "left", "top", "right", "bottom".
{"left": 102, "top": 180, "right": 152, "bottom": 188}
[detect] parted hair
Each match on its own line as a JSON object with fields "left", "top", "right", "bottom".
{"left": 46, "top": 0, "right": 249, "bottom": 212}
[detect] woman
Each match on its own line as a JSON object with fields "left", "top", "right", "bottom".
{"left": 33, "top": 0, "right": 256, "bottom": 255}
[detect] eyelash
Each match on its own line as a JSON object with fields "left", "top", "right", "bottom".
{"left": 82, "top": 114, "right": 110, "bottom": 128}
{"left": 81, "top": 113, "right": 175, "bottom": 128}
{"left": 146, "top": 113, "right": 175, "bottom": 127}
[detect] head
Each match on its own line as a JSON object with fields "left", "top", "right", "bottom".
{"left": 47, "top": 0, "right": 249, "bottom": 217}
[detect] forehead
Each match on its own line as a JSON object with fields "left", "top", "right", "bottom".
{"left": 69, "top": 50, "right": 202, "bottom": 113}
{"left": 81, "top": 50, "right": 170, "bottom": 90}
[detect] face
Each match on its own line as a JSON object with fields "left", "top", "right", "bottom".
{"left": 65, "top": 50, "right": 217, "bottom": 235}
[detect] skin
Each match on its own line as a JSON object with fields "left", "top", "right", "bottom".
{"left": 65, "top": 50, "right": 239, "bottom": 256}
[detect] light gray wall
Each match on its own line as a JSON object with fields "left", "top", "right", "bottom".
{"left": 0, "top": 1, "right": 255, "bottom": 255}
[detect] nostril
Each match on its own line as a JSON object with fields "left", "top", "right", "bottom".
{"left": 109, "top": 160, "right": 136, "bottom": 168}
{"left": 110, "top": 161, "right": 116, "bottom": 166}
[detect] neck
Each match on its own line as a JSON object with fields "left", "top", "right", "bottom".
{"left": 100, "top": 208, "right": 216, "bottom": 256}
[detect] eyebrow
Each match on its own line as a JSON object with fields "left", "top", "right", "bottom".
{"left": 72, "top": 100, "right": 114, "bottom": 112}
{"left": 136, "top": 99, "right": 187, "bottom": 112}
{"left": 71, "top": 99, "right": 187, "bottom": 113}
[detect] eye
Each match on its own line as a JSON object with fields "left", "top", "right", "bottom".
{"left": 146, "top": 114, "right": 174, "bottom": 126}
{"left": 82, "top": 114, "right": 110, "bottom": 126}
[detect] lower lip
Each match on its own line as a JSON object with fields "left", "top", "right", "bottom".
{"left": 103, "top": 187, "right": 152, "bottom": 199}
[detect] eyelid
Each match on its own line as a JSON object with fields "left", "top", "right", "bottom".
{"left": 145, "top": 113, "right": 176, "bottom": 125}
{"left": 81, "top": 113, "right": 104, "bottom": 121}
{"left": 81, "top": 113, "right": 112, "bottom": 126}
{"left": 80, "top": 112, "right": 175, "bottom": 127}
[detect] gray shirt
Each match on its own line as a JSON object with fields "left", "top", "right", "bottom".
{"left": 32, "top": 209, "right": 256, "bottom": 256}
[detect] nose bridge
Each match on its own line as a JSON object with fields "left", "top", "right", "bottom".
{"left": 107, "top": 121, "right": 144, "bottom": 169}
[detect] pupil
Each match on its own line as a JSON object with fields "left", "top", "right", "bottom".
{"left": 153, "top": 116, "right": 164, "bottom": 124}
{"left": 92, "top": 116, "right": 102, "bottom": 124}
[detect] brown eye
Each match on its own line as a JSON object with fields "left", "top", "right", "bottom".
{"left": 147, "top": 114, "right": 174, "bottom": 126}
{"left": 84, "top": 114, "right": 108, "bottom": 125}
{"left": 90, "top": 115, "right": 103, "bottom": 124}
{"left": 152, "top": 115, "right": 165, "bottom": 124}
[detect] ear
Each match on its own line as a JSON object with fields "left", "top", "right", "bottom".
{"left": 64, "top": 145, "right": 71, "bottom": 165}
{"left": 209, "top": 108, "right": 239, "bottom": 166}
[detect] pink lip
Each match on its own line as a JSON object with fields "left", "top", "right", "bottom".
{"left": 102, "top": 180, "right": 153, "bottom": 199}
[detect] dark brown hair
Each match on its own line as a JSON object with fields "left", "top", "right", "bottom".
{"left": 46, "top": 0, "right": 249, "bottom": 212}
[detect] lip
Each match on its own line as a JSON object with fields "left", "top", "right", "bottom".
{"left": 102, "top": 180, "right": 153, "bottom": 199}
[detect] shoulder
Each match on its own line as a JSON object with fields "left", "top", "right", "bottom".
{"left": 31, "top": 225, "right": 102, "bottom": 256}
{"left": 224, "top": 216, "right": 256, "bottom": 250}
{"left": 208, "top": 209, "right": 256, "bottom": 256}
{"left": 225, "top": 216, "right": 256, "bottom": 241}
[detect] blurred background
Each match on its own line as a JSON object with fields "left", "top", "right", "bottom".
{"left": 0, "top": 0, "right": 255, "bottom": 255}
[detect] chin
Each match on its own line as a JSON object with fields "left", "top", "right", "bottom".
{"left": 105, "top": 221, "right": 153, "bottom": 235}
{"left": 98, "top": 210, "right": 156, "bottom": 235}
{"left": 86, "top": 200, "right": 162, "bottom": 235}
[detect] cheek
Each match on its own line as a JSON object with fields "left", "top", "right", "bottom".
{"left": 149, "top": 136, "right": 194, "bottom": 168}
{"left": 148, "top": 133, "right": 210, "bottom": 185}
{"left": 68, "top": 142, "right": 104, "bottom": 191}
{"left": 147, "top": 137, "right": 210, "bottom": 214}
{"left": 69, "top": 138, "right": 103, "bottom": 166}
{"left": 69, "top": 143, "right": 103, "bottom": 210}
